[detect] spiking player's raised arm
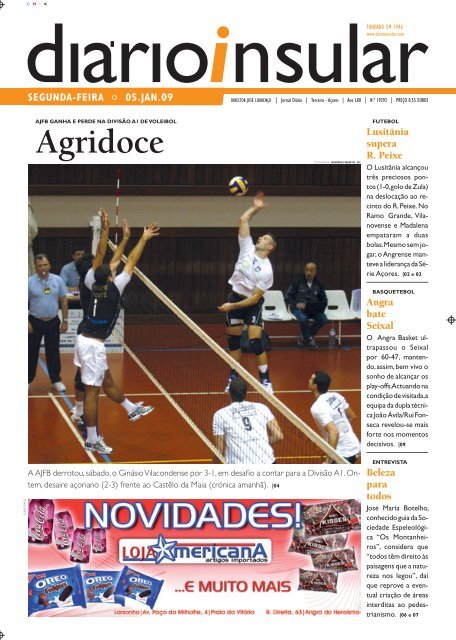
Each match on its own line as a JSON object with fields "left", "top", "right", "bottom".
{"left": 218, "top": 192, "right": 276, "bottom": 395}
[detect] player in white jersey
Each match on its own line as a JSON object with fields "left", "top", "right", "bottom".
{"left": 218, "top": 192, "right": 276, "bottom": 394}
{"left": 309, "top": 371, "right": 360, "bottom": 464}
{"left": 213, "top": 377, "right": 283, "bottom": 464}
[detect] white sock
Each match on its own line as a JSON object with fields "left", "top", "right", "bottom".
{"left": 121, "top": 399, "right": 137, "bottom": 413}
{"left": 86, "top": 426, "right": 98, "bottom": 443}
{"left": 74, "top": 401, "right": 84, "bottom": 417}
{"left": 259, "top": 365, "right": 268, "bottom": 374}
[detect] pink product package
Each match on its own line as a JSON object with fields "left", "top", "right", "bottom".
{"left": 311, "top": 547, "right": 358, "bottom": 572}
{"left": 70, "top": 528, "right": 92, "bottom": 563}
{"left": 91, "top": 528, "right": 107, "bottom": 554}
{"left": 302, "top": 499, "right": 361, "bottom": 537}
{"left": 28, "top": 499, "right": 55, "bottom": 544}
{"left": 289, "top": 532, "right": 348, "bottom": 555}
{"left": 53, "top": 511, "right": 74, "bottom": 549}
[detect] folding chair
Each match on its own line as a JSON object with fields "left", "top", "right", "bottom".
{"left": 350, "top": 289, "right": 362, "bottom": 320}
{"left": 262, "top": 290, "right": 295, "bottom": 321}
{"left": 325, "top": 290, "right": 356, "bottom": 346}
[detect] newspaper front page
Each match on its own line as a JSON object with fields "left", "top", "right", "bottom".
{"left": 1, "top": 0, "right": 453, "bottom": 636}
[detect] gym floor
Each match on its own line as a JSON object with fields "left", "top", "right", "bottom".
{"left": 28, "top": 322, "right": 361, "bottom": 465}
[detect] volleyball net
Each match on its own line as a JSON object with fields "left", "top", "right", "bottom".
{"left": 104, "top": 235, "right": 347, "bottom": 465}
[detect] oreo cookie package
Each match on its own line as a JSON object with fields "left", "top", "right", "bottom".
{"left": 82, "top": 570, "right": 125, "bottom": 606}
{"left": 115, "top": 566, "right": 164, "bottom": 610}
{"left": 28, "top": 565, "right": 86, "bottom": 616}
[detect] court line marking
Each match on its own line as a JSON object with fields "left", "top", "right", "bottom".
{"left": 33, "top": 356, "right": 358, "bottom": 463}
{"left": 120, "top": 341, "right": 226, "bottom": 463}
{"left": 35, "top": 353, "right": 223, "bottom": 463}
{"left": 111, "top": 252, "right": 349, "bottom": 464}
{"left": 36, "top": 359, "right": 112, "bottom": 463}
{"left": 30, "top": 387, "right": 361, "bottom": 399}
{"left": 47, "top": 393, "right": 98, "bottom": 464}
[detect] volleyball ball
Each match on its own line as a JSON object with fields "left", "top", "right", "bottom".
{"left": 229, "top": 176, "right": 249, "bottom": 196}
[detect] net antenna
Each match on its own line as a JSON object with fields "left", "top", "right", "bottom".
{"left": 90, "top": 211, "right": 101, "bottom": 255}
{"left": 107, "top": 237, "right": 348, "bottom": 465}
{"left": 115, "top": 169, "right": 121, "bottom": 245}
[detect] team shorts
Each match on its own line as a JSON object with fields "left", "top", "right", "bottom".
{"left": 225, "top": 291, "right": 264, "bottom": 327}
{"left": 74, "top": 334, "right": 108, "bottom": 387}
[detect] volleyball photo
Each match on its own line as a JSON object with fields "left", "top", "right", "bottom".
{"left": 28, "top": 164, "right": 360, "bottom": 465}
{"left": 228, "top": 176, "right": 249, "bottom": 196}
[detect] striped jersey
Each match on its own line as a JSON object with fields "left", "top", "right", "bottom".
{"left": 213, "top": 400, "right": 275, "bottom": 464}
{"left": 310, "top": 392, "right": 360, "bottom": 457}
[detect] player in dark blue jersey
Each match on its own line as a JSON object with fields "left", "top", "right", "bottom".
{"left": 71, "top": 212, "right": 135, "bottom": 430}
{"left": 74, "top": 213, "right": 160, "bottom": 455}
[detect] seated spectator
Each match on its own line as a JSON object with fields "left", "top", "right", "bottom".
{"left": 60, "top": 248, "right": 86, "bottom": 289}
{"left": 285, "top": 262, "right": 327, "bottom": 349}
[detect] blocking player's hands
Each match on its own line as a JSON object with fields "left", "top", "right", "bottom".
{"left": 143, "top": 222, "right": 160, "bottom": 241}
{"left": 110, "top": 218, "right": 131, "bottom": 273}
{"left": 99, "top": 208, "right": 110, "bottom": 230}
{"left": 93, "top": 208, "right": 110, "bottom": 270}
{"left": 122, "top": 218, "right": 131, "bottom": 240}
{"left": 124, "top": 223, "right": 160, "bottom": 275}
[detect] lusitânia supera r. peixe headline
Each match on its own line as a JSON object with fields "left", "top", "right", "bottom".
{"left": 27, "top": 24, "right": 428, "bottom": 84}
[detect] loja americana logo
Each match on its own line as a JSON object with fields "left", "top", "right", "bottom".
{"left": 119, "top": 534, "right": 272, "bottom": 565}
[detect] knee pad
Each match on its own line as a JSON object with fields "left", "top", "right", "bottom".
{"left": 249, "top": 338, "right": 264, "bottom": 356}
{"left": 228, "top": 335, "right": 242, "bottom": 351}
{"left": 74, "top": 368, "right": 85, "bottom": 393}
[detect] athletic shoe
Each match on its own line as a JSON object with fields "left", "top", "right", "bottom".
{"left": 75, "top": 417, "right": 87, "bottom": 439}
{"left": 70, "top": 406, "right": 82, "bottom": 422}
{"left": 51, "top": 381, "right": 66, "bottom": 392}
{"left": 307, "top": 338, "right": 318, "bottom": 350}
{"left": 128, "top": 402, "right": 154, "bottom": 422}
{"left": 84, "top": 436, "right": 113, "bottom": 455}
{"left": 224, "top": 374, "right": 238, "bottom": 393}
{"left": 260, "top": 379, "right": 274, "bottom": 395}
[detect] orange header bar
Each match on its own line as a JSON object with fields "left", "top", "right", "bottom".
{"left": 0, "top": 87, "right": 455, "bottom": 106}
